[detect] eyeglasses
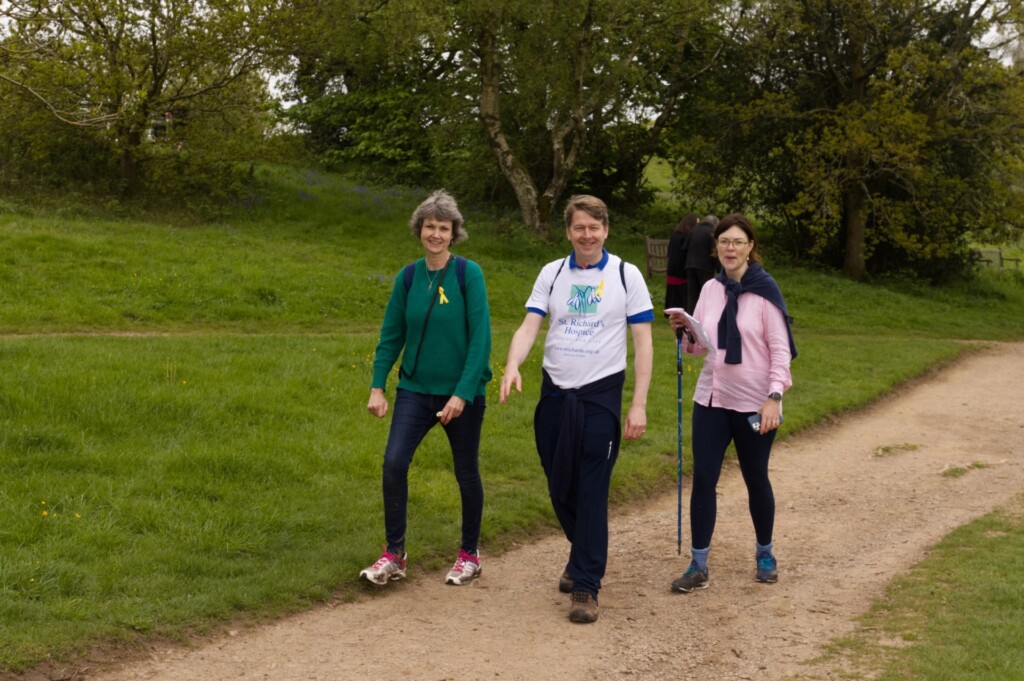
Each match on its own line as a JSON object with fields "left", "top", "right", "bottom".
{"left": 717, "top": 238, "right": 749, "bottom": 249}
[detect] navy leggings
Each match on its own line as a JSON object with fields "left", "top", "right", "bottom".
{"left": 690, "top": 402, "right": 776, "bottom": 549}
{"left": 382, "top": 389, "right": 486, "bottom": 555}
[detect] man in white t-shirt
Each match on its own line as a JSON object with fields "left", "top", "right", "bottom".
{"left": 500, "top": 195, "right": 654, "bottom": 624}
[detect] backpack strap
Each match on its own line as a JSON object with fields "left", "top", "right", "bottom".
{"left": 547, "top": 257, "right": 569, "bottom": 296}
{"left": 546, "top": 256, "right": 625, "bottom": 296}
{"left": 402, "top": 263, "right": 415, "bottom": 292}
{"left": 455, "top": 255, "right": 467, "bottom": 295}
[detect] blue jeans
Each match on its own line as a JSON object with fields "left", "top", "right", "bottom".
{"left": 382, "top": 389, "right": 486, "bottom": 555}
{"left": 690, "top": 402, "right": 777, "bottom": 550}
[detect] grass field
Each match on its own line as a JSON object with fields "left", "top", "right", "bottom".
{"left": 2, "top": 168, "right": 1024, "bottom": 674}
{"left": 816, "top": 494, "right": 1024, "bottom": 680}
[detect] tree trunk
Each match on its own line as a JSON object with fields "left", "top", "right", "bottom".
{"left": 538, "top": 117, "right": 585, "bottom": 231}
{"left": 477, "top": 26, "right": 547, "bottom": 236}
{"left": 118, "top": 127, "right": 144, "bottom": 197}
{"left": 476, "top": 21, "right": 590, "bottom": 238}
{"left": 841, "top": 178, "right": 868, "bottom": 279}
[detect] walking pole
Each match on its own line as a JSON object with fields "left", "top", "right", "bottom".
{"left": 675, "top": 327, "right": 684, "bottom": 556}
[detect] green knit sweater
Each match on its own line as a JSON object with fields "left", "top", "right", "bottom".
{"left": 371, "top": 257, "right": 493, "bottom": 400}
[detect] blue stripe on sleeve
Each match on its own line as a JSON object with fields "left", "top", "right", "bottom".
{"left": 627, "top": 309, "right": 655, "bottom": 324}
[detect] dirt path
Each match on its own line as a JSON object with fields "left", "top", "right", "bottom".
{"left": 73, "top": 342, "right": 1024, "bottom": 681}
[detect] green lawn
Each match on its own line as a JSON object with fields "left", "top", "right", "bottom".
{"left": 2, "top": 169, "right": 1023, "bottom": 673}
{"left": 814, "top": 495, "right": 1024, "bottom": 680}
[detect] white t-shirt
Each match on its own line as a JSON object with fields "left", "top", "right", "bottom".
{"left": 526, "top": 252, "right": 653, "bottom": 389}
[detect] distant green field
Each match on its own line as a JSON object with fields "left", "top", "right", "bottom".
{"left": 2, "top": 168, "right": 1023, "bottom": 673}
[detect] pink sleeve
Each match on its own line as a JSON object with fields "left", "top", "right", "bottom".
{"left": 762, "top": 302, "right": 793, "bottom": 395}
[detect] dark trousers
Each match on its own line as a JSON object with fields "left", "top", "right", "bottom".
{"left": 690, "top": 402, "right": 776, "bottom": 550}
{"left": 535, "top": 397, "right": 619, "bottom": 598}
{"left": 382, "top": 389, "right": 486, "bottom": 555}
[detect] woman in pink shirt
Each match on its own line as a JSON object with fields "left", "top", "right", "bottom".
{"left": 667, "top": 213, "right": 796, "bottom": 593}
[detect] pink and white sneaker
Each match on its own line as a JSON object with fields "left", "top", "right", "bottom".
{"left": 359, "top": 550, "right": 407, "bottom": 585}
{"left": 445, "top": 549, "right": 481, "bottom": 585}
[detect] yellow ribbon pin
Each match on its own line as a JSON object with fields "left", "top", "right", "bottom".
{"left": 438, "top": 286, "right": 449, "bottom": 304}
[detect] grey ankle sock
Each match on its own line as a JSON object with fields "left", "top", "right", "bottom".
{"left": 690, "top": 546, "right": 710, "bottom": 571}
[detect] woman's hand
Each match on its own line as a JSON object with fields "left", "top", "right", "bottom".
{"left": 367, "top": 388, "right": 388, "bottom": 418}
{"left": 437, "top": 395, "right": 466, "bottom": 425}
{"left": 667, "top": 311, "right": 695, "bottom": 344}
{"left": 757, "top": 398, "right": 782, "bottom": 434}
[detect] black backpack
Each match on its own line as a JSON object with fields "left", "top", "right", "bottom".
{"left": 402, "top": 256, "right": 468, "bottom": 295}
{"left": 547, "top": 257, "right": 627, "bottom": 295}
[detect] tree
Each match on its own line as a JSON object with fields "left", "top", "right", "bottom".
{"left": 670, "top": 0, "right": 1024, "bottom": 280}
{"left": 462, "top": 0, "right": 722, "bottom": 235}
{"left": 0, "top": 0, "right": 282, "bottom": 194}
{"left": 280, "top": 0, "right": 724, "bottom": 235}
{"left": 279, "top": 0, "right": 459, "bottom": 186}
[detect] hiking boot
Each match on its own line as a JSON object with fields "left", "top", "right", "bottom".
{"left": 568, "top": 591, "right": 598, "bottom": 623}
{"left": 559, "top": 568, "right": 573, "bottom": 594}
{"left": 756, "top": 553, "right": 778, "bottom": 583}
{"left": 359, "top": 550, "right": 407, "bottom": 585}
{"left": 671, "top": 561, "right": 709, "bottom": 592}
{"left": 445, "top": 549, "right": 481, "bottom": 586}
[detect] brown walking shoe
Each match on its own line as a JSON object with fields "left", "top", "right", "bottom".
{"left": 569, "top": 591, "right": 598, "bottom": 623}
{"left": 559, "top": 569, "right": 573, "bottom": 594}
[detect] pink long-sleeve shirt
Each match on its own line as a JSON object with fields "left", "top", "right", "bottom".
{"left": 685, "top": 278, "right": 793, "bottom": 411}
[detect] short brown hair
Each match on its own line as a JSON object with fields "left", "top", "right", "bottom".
{"left": 563, "top": 194, "right": 609, "bottom": 228}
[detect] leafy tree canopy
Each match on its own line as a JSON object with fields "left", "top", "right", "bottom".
{"left": 668, "top": 0, "right": 1024, "bottom": 281}
{"left": 282, "top": 0, "right": 726, "bottom": 236}
{"left": 0, "top": 0, "right": 284, "bottom": 196}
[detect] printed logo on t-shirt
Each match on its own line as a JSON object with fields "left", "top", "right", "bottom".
{"left": 567, "top": 280, "right": 604, "bottom": 314}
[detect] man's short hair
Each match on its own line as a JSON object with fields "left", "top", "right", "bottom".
{"left": 563, "top": 194, "right": 609, "bottom": 228}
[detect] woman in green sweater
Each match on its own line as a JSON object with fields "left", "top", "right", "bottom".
{"left": 361, "top": 190, "right": 493, "bottom": 587}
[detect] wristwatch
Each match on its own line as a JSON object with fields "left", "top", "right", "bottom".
{"left": 768, "top": 392, "right": 782, "bottom": 401}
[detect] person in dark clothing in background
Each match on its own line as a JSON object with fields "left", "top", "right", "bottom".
{"left": 664, "top": 213, "right": 698, "bottom": 313}
{"left": 684, "top": 215, "right": 720, "bottom": 314}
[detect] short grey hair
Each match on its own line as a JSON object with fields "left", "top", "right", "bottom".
{"left": 703, "top": 214, "right": 720, "bottom": 227}
{"left": 409, "top": 189, "right": 467, "bottom": 245}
